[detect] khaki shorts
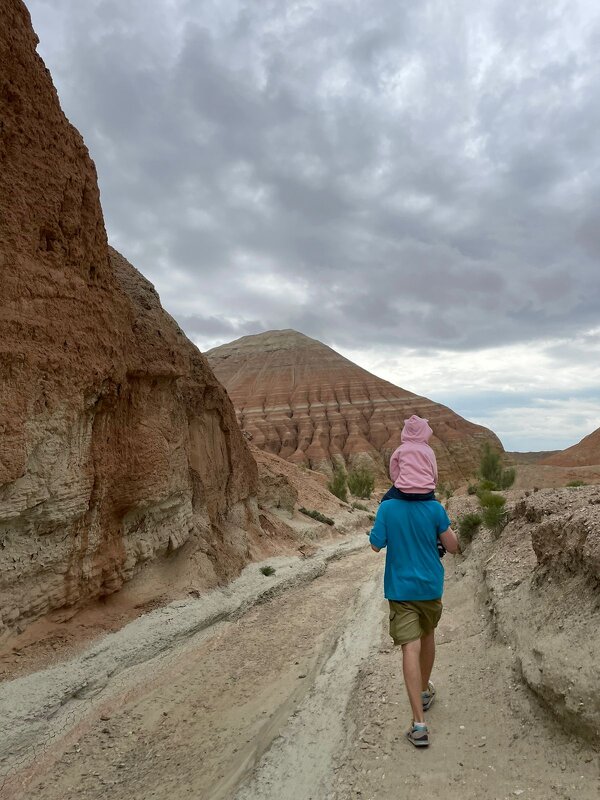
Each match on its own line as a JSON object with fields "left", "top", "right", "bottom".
{"left": 388, "top": 599, "right": 443, "bottom": 646}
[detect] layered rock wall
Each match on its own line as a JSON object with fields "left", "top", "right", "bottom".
{"left": 0, "top": 1, "right": 259, "bottom": 639}
{"left": 207, "top": 330, "right": 502, "bottom": 485}
{"left": 479, "top": 488, "right": 600, "bottom": 741}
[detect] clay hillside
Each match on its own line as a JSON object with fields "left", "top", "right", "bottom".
{"left": 540, "top": 426, "right": 600, "bottom": 467}
{"left": 206, "top": 329, "right": 502, "bottom": 484}
{"left": 0, "top": 1, "right": 358, "bottom": 644}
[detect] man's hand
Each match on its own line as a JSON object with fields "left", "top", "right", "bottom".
{"left": 370, "top": 544, "right": 381, "bottom": 553}
{"left": 439, "top": 526, "right": 460, "bottom": 554}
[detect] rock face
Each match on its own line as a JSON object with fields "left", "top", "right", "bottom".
{"left": 479, "top": 487, "right": 600, "bottom": 741}
{"left": 207, "top": 329, "right": 502, "bottom": 484}
{"left": 540, "top": 427, "right": 600, "bottom": 467}
{"left": 0, "top": 1, "right": 261, "bottom": 640}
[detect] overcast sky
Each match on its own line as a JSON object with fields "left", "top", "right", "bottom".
{"left": 28, "top": 0, "right": 600, "bottom": 451}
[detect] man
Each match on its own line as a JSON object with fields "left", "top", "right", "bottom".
{"left": 369, "top": 497, "right": 459, "bottom": 747}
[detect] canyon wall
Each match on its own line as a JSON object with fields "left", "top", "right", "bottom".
{"left": 0, "top": 0, "right": 260, "bottom": 640}
{"left": 480, "top": 488, "right": 600, "bottom": 741}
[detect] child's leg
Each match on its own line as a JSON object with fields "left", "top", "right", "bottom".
{"left": 380, "top": 485, "right": 404, "bottom": 503}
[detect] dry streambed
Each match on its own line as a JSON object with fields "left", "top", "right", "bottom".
{"left": 0, "top": 535, "right": 381, "bottom": 800}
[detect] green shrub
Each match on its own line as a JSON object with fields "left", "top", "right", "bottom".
{"left": 352, "top": 501, "right": 369, "bottom": 512}
{"left": 260, "top": 566, "right": 276, "bottom": 576}
{"left": 478, "top": 490, "right": 506, "bottom": 510}
{"left": 347, "top": 466, "right": 375, "bottom": 499}
{"left": 477, "top": 490, "right": 508, "bottom": 537}
{"left": 467, "top": 483, "right": 478, "bottom": 495}
{"left": 499, "top": 467, "right": 516, "bottom": 489}
{"left": 299, "top": 507, "right": 335, "bottom": 525}
{"left": 477, "top": 479, "right": 497, "bottom": 495}
{"left": 328, "top": 464, "right": 348, "bottom": 503}
{"left": 457, "top": 512, "right": 482, "bottom": 543}
{"left": 482, "top": 504, "right": 508, "bottom": 537}
{"left": 478, "top": 443, "right": 516, "bottom": 491}
{"left": 566, "top": 480, "right": 586, "bottom": 487}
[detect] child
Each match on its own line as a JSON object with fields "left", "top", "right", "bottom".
{"left": 382, "top": 414, "right": 437, "bottom": 501}
{"left": 381, "top": 415, "right": 446, "bottom": 557}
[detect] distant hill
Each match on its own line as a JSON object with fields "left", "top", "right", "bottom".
{"left": 506, "top": 451, "right": 560, "bottom": 465}
{"left": 540, "top": 427, "right": 600, "bottom": 467}
{"left": 206, "top": 329, "right": 502, "bottom": 485}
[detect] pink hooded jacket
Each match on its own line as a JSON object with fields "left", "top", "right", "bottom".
{"left": 389, "top": 415, "right": 438, "bottom": 493}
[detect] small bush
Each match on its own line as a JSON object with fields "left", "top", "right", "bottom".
{"left": 478, "top": 443, "right": 516, "bottom": 491}
{"left": 477, "top": 490, "right": 508, "bottom": 537}
{"left": 566, "top": 480, "right": 586, "bottom": 488}
{"left": 499, "top": 467, "right": 516, "bottom": 489}
{"left": 457, "top": 512, "right": 482, "bottom": 543}
{"left": 482, "top": 504, "right": 508, "bottom": 537}
{"left": 477, "top": 479, "right": 497, "bottom": 495}
{"left": 347, "top": 466, "right": 375, "bottom": 499}
{"left": 478, "top": 491, "right": 506, "bottom": 510}
{"left": 328, "top": 465, "right": 348, "bottom": 503}
{"left": 352, "top": 501, "right": 369, "bottom": 512}
{"left": 260, "top": 566, "right": 276, "bottom": 576}
{"left": 467, "top": 483, "right": 478, "bottom": 495}
{"left": 299, "top": 507, "right": 335, "bottom": 525}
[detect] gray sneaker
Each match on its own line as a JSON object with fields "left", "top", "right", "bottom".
{"left": 422, "top": 681, "right": 435, "bottom": 711}
{"left": 406, "top": 722, "right": 429, "bottom": 747}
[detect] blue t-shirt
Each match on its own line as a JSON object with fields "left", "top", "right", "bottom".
{"left": 369, "top": 500, "right": 451, "bottom": 601}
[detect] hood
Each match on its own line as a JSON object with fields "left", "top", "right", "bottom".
{"left": 401, "top": 415, "right": 433, "bottom": 444}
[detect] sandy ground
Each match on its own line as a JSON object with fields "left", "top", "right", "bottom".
{"left": 329, "top": 555, "right": 600, "bottom": 800}
{"left": 2, "top": 528, "right": 599, "bottom": 800}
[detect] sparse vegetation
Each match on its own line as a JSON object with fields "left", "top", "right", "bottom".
{"left": 352, "top": 501, "right": 370, "bottom": 512}
{"left": 328, "top": 464, "right": 348, "bottom": 503}
{"left": 299, "top": 507, "right": 335, "bottom": 525}
{"left": 467, "top": 483, "right": 478, "bottom": 495}
{"left": 260, "top": 566, "right": 276, "bottom": 576}
{"left": 457, "top": 512, "right": 483, "bottom": 544}
{"left": 347, "top": 466, "right": 375, "bottom": 499}
{"left": 438, "top": 482, "right": 454, "bottom": 508}
{"left": 478, "top": 490, "right": 508, "bottom": 537}
{"left": 479, "top": 442, "right": 515, "bottom": 490}
{"left": 566, "top": 480, "right": 586, "bottom": 487}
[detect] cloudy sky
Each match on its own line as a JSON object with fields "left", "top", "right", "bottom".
{"left": 28, "top": 0, "right": 600, "bottom": 450}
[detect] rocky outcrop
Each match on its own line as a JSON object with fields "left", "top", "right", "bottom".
{"left": 0, "top": 1, "right": 261, "bottom": 640}
{"left": 207, "top": 329, "right": 502, "bottom": 484}
{"left": 479, "top": 487, "right": 600, "bottom": 742}
{"left": 540, "top": 427, "right": 600, "bottom": 467}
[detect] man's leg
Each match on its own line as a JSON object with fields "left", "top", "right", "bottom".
{"left": 419, "top": 630, "right": 435, "bottom": 691}
{"left": 401, "top": 639, "right": 425, "bottom": 724}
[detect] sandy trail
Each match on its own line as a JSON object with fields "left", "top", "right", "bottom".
{"left": 5, "top": 541, "right": 379, "bottom": 800}
{"left": 330, "top": 555, "right": 600, "bottom": 800}
{"left": 3, "top": 536, "right": 599, "bottom": 800}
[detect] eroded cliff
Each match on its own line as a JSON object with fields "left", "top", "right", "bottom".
{"left": 0, "top": 1, "right": 260, "bottom": 640}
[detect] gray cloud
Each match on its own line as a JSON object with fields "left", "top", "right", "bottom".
{"left": 27, "top": 0, "right": 600, "bottom": 358}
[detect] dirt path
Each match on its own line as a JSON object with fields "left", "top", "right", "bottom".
{"left": 330, "top": 555, "right": 600, "bottom": 800}
{"left": 4, "top": 538, "right": 600, "bottom": 800}
{"left": 12, "top": 546, "right": 380, "bottom": 800}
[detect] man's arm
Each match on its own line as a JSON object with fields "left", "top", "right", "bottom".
{"left": 369, "top": 504, "right": 387, "bottom": 553}
{"left": 439, "top": 526, "right": 460, "bottom": 554}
